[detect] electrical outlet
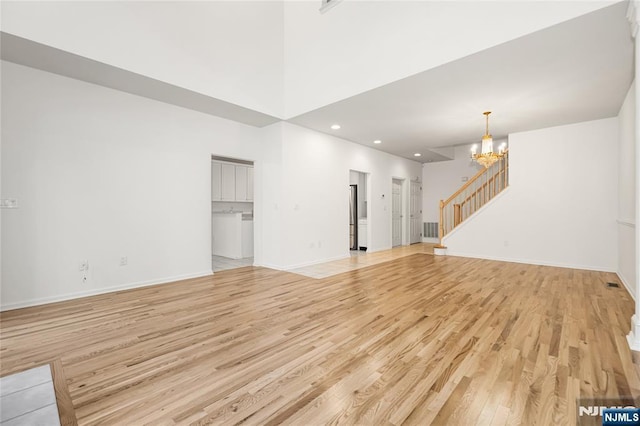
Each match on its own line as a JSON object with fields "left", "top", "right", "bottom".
{"left": 0, "top": 199, "right": 18, "bottom": 209}
{"left": 78, "top": 260, "right": 88, "bottom": 272}
{"left": 120, "top": 256, "right": 128, "bottom": 266}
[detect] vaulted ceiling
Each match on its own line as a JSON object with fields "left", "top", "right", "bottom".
{"left": 1, "top": 1, "right": 632, "bottom": 162}
{"left": 289, "top": 2, "right": 633, "bottom": 161}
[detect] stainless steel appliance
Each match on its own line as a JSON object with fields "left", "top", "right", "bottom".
{"left": 349, "top": 185, "right": 358, "bottom": 250}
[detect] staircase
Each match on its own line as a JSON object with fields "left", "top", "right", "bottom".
{"left": 438, "top": 150, "right": 509, "bottom": 246}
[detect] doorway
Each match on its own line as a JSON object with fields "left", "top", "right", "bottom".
{"left": 410, "top": 180, "right": 422, "bottom": 244}
{"left": 349, "top": 185, "right": 358, "bottom": 250}
{"left": 349, "top": 170, "right": 369, "bottom": 252}
{"left": 211, "top": 155, "right": 254, "bottom": 272}
{"left": 392, "top": 178, "right": 403, "bottom": 247}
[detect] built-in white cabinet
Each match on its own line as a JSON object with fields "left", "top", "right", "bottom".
{"left": 211, "top": 161, "right": 253, "bottom": 202}
{"left": 235, "top": 166, "right": 248, "bottom": 201}
{"left": 241, "top": 219, "right": 254, "bottom": 258}
{"left": 212, "top": 212, "right": 253, "bottom": 259}
{"left": 220, "top": 163, "right": 236, "bottom": 201}
{"left": 358, "top": 219, "right": 368, "bottom": 248}
{"left": 247, "top": 167, "right": 254, "bottom": 201}
{"left": 211, "top": 162, "right": 222, "bottom": 201}
{"left": 212, "top": 212, "right": 242, "bottom": 259}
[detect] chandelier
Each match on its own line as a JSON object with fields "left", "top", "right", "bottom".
{"left": 471, "top": 111, "right": 506, "bottom": 168}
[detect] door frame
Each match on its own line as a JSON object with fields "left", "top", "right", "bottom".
{"left": 349, "top": 184, "right": 358, "bottom": 250}
{"left": 409, "top": 180, "right": 422, "bottom": 244}
{"left": 349, "top": 169, "right": 371, "bottom": 252}
{"left": 391, "top": 177, "right": 405, "bottom": 247}
{"left": 211, "top": 154, "right": 256, "bottom": 268}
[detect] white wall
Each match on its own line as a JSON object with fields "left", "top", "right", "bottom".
{"left": 0, "top": 61, "right": 265, "bottom": 309}
{"left": 422, "top": 144, "right": 483, "bottom": 224}
{"left": 275, "top": 123, "right": 421, "bottom": 269}
{"left": 422, "top": 141, "right": 511, "bottom": 242}
{"left": 1, "top": 1, "right": 285, "bottom": 118}
{"left": 283, "top": 1, "right": 614, "bottom": 117}
{"left": 349, "top": 170, "right": 367, "bottom": 219}
{"left": 618, "top": 82, "right": 636, "bottom": 295}
{"left": 256, "top": 122, "right": 285, "bottom": 270}
{"left": 0, "top": 60, "right": 424, "bottom": 308}
{"left": 349, "top": 170, "right": 360, "bottom": 185}
{"left": 443, "top": 118, "right": 618, "bottom": 272}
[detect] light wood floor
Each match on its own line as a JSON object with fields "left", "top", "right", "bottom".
{"left": 290, "top": 244, "right": 435, "bottom": 278}
{"left": 1, "top": 249, "right": 638, "bottom": 425}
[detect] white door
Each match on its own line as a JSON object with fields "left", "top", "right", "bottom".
{"left": 410, "top": 181, "right": 422, "bottom": 244}
{"left": 392, "top": 179, "right": 402, "bottom": 247}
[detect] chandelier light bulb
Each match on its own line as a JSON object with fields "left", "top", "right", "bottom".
{"left": 471, "top": 111, "right": 504, "bottom": 168}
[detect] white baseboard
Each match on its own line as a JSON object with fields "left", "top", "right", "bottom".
{"left": 443, "top": 251, "right": 616, "bottom": 273}
{"left": 422, "top": 237, "right": 439, "bottom": 244}
{"left": 256, "top": 254, "right": 353, "bottom": 272}
{"left": 617, "top": 270, "right": 636, "bottom": 300}
{"left": 256, "top": 244, "right": 422, "bottom": 271}
{"left": 434, "top": 246, "right": 448, "bottom": 256}
{"left": 253, "top": 262, "right": 286, "bottom": 271}
{"left": 361, "top": 246, "right": 391, "bottom": 254}
{"left": 628, "top": 315, "right": 640, "bottom": 351}
{"left": 0, "top": 270, "right": 213, "bottom": 312}
{"left": 283, "top": 254, "right": 351, "bottom": 270}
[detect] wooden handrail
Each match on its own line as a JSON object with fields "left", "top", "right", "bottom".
{"left": 442, "top": 166, "right": 487, "bottom": 206}
{"left": 462, "top": 169, "right": 503, "bottom": 205}
{"left": 438, "top": 150, "right": 509, "bottom": 243}
{"left": 442, "top": 149, "right": 509, "bottom": 206}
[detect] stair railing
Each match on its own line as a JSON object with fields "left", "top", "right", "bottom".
{"left": 438, "top": 150, "right": 509, "bottom": 245}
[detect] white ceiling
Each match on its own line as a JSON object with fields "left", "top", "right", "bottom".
{"left": 0, "top": 33, "right": 281, "bottom": 127}
{"left": 0, "top": 1, "right": 633, "bottom": 162}
{"left": 283, "top": 0, "right": 614, "bottom": 118}
{"left": 288, "top": 1, "right": 633, "bottom": 162}
{"left": 0, "top": 1, "right": 286, "bottom": 118}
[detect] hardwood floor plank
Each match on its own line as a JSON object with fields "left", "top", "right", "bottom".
{"left": 1, "top": 247, "right": 638, "bottom": 425}
{"left": 51, "top": 359, "right": 78, "bottom": 426}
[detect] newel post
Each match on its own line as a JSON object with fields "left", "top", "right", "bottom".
{"left": 438, "top": 200, "right": 445, "bottom": 247}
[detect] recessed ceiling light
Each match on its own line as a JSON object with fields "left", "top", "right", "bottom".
{"left": 331, "top": 124, "right": 341, "bottom": 130}
{"left": 414, "top": 153, "right": 422, "bottom": 157}
{"left": 373, "top": 140, "right": 382, "bottom": 144}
